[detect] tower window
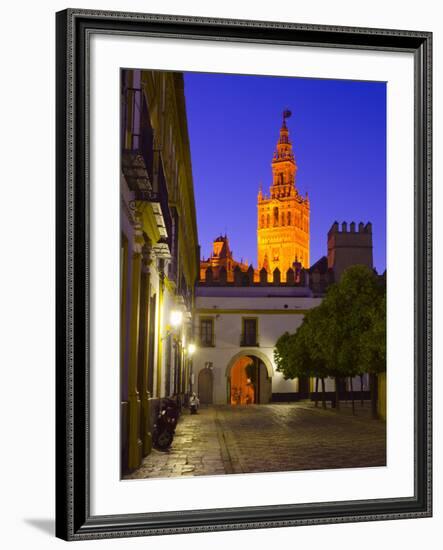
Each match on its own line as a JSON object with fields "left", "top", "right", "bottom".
{"left": 280, "top": 173, "right": 284, "bottom": 185}
{"left": 273, "top": 207, "right": 279, "bottom": 226}
{"left": 261, "top": 215, "right": 264, "bottom": 228}
{"left": 287, "top": 211, "right": 291, "bottom": 225}
{"left": 267, "top": 214, "right": 270, "bottom": 227}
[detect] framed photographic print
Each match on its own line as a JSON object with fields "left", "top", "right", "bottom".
{"left": 55, "top": 8, "right": 432, "bottom": 541}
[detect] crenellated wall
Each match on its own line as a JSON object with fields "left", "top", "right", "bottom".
{"left": 327, "top": 221, "right": 373, "bottom": 281}
{"left": 199, "top": 263, "right": 309, "bottom": 288}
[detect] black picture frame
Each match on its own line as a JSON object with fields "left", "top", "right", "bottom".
{"left": 55, "top": 8, "right": 432, "bottom": 541}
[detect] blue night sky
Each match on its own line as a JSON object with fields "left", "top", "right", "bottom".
{"left": 183, "top": 72, "right": 386, "bottom": 273}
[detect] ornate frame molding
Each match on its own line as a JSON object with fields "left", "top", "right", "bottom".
{"left": 56, "top": 8, "right": 432, "bottom": 541}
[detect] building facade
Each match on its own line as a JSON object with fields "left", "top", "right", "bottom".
{"left": 120, "top": 69, "right": 199, "bottom": 474}
{"left": 257, "top": 112, "right": 310, "bottom": 279}
{"left": 193, "top": 283, "right": 324, "bottom": 405}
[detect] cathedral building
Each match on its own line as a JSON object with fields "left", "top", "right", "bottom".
{"left": 200, "top": 235, "right": 248, "bottom": 282}
{"left": 257, "top": 111, "right": 310, "bottom": 280}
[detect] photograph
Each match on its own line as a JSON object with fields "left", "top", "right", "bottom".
{"left": 120, "top": 68, "right": 387, "bottom": 480}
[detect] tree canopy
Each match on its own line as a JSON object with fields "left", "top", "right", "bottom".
{"left": 274, "top": 265, "right": 386, "bottom": 404}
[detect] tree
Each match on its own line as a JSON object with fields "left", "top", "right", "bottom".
{"left": 274, "top": 331, "right": 299, "bottom": 380}
{"left": 275, "top": 265, "right": 386, "bottom": 416}
{"left": 359, "top": 293, "right": 386, "bottom": 417}
{"left": 310, "top": 293, "right": 346, "bottom": 410}
{"left": 318, "top": 265, "right": 386, "bottom": 415}
{"left": 275, "top": 306, "right": 330, "bottom": 408}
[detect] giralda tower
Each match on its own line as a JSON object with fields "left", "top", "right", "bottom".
{"left": 257, "top": 110, "right": 310, "bottom": 280}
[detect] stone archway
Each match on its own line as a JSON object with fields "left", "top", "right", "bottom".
{"left": 225, "top": 349, "right": 274, "bottom": 379}
{"left": 226, "top": 350, "right": 273, "bottom": 405}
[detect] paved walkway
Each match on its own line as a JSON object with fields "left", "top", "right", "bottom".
{"left": 123, "top": 402, "right": 386, "bottom": 480}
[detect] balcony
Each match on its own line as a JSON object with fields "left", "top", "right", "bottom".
{"left": 121, "top": 88, "right": 155, "bottom": 193}
{"left": 134, "top": 158, "right": 173, "bottom": 258}
{"left": 121, "top": 88, "right": 172, "bottom": 256}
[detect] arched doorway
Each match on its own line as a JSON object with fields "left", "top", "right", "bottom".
{"left": 227, "top": 354, "right": 272, "bottom": 405}
{"left": 198, "top": 367, "right": 213, "bottom": 404}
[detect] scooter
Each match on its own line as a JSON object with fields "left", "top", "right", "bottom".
{"left": 162, "top": 397, "right": 180, "bottom": 429}
{"left": 152, "top": 409, "right": 173, "bottom": 451}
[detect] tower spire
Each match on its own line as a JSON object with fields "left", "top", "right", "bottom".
{"left": 271, "top": 109, "right": 297, "bottom": 195}
{"left": 273, "top": 109, "right": 295, "bottom": 165}
{"left": 257, "top": 110, "right": 310, "bottom": 279}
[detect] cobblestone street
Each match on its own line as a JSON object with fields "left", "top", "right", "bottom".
{"left": 124, "top": 402, "right": 386, "bottom": 480}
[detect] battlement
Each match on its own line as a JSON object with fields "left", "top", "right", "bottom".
{"left": 328, "top": 221, "right": 372, "bottom": 235}
{"left": 199, "top": 265, "right": 309, "bottom": 288}
{"left": 327, "top": 220, "right": 373, "bottom": 280}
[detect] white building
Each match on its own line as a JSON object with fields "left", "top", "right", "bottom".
{"left": 192, "top": 284, "right": 325, "bottom": 405}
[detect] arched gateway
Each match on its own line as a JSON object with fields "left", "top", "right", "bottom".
{"left": 226, "top": 350, "right": 273, "bottom": 405}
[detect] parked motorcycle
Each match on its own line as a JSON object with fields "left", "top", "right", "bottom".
{"left": 162, "top": 397, "right": 180, "bottom": 430}
{"left": 152, "top": 398, "right": 180, "bottom": 451}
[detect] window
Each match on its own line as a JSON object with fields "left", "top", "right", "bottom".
{"left": 241, "top": 318, "right": 258, "bottom": 346}
{"left": 199, "top": 318, "right": 214, "bottom": 347}
{"left": 273, "top": 207, "right": 279, "bottom": 226}
{"left": 287, "top": 211, "right": 291, "bottom": 225}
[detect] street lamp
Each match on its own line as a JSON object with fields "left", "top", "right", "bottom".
{"left": 188, "top": 343, "right": 196, "bottom": 356}
{"left": 170, "top": 310, "right": 183, "bottom": 329}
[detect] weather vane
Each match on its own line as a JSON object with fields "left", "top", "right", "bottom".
{"left": 283, "top": 108, "right": 292, "bottom": 122}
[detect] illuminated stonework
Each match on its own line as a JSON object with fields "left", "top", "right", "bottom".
{"left": 257, "top": 112, "right": 310, "bottom": 280}
{"left": 200, "top": 235, "right": 248, "bottom": 282}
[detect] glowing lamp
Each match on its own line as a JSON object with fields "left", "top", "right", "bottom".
{"left": 188, "top": 343, "right": 196, "bottom": 356}
{"left": 170, "top": 310, "right": 183, "bottom": 328}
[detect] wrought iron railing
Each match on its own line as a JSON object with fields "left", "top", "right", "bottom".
{"left": 121, "top": 87, "right": 154, "bottom": 191}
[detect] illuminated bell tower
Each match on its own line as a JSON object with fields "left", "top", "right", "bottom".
{"left": 257, "top": 110, "right": 310, "bottom": 280}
